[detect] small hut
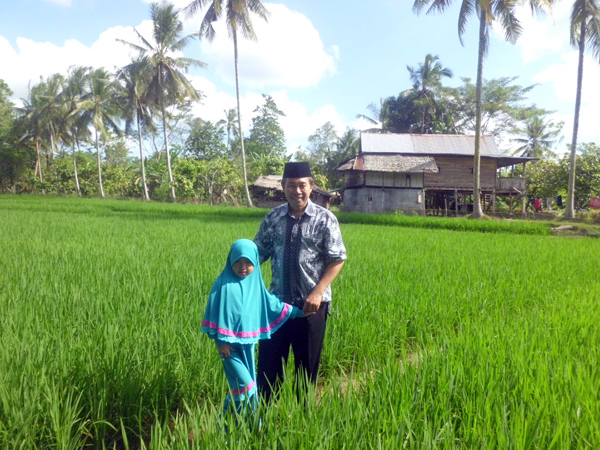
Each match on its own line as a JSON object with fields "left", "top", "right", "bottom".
{"left": 251, "top": 175, "right": 333, "bottom": 209}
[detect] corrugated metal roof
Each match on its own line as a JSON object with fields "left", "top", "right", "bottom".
{"left": 337, "top": 154, "right": 438, "bottom": 173}
{"left": 361, "top": 133, "right": 506, "bottom": 157}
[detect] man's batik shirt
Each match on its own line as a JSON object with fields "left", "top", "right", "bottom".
{"left": 254, "top": 200, "right": 346, "bottom": 311}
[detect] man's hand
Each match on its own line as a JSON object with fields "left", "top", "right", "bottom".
{"left": 218, "top": 343, "right": 234, "bottom": 358}
{"left": 301, "top": 260, "right": 345, "bottom": 316}
{"left": 302, "top": 290, "right": 322, "bottom": 315}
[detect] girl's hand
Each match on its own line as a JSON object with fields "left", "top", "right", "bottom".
{"left": 218, "top": 343, "right": 234, "bottom": 359}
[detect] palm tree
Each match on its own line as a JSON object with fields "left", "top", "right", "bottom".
{"left": 62, "top": 66, "right": 92, "bottom": 197}
{"left": 184, "top": 0, "right": 270, "bottom": 208}
{"left": 116, "top": 58, "right": 155, "bottom": 201}
{"left": 356, "top": 98, "right": 391, "bottom": 132}
{"left": 80, "top": 68, "right": 122, "bottom": 198}
{"left": 32, "top": 74, "right": 65, "bottom": 194}
{"left": 17, "top": 82, "right": 46, "bottom": 193}
{"left": 336, "top": 128, "right": 360, "bottom": 160}
{"left": 413, "top": 0, "right": 553, "bottom": 218}
{"left": 216, "top": 107, "right": 239, "bottom": 155}
{"left": 511, "top": 109, "right": 563, "bottom": 158}
{"left": 119, "top": 2, "right": 204, "bottom": 202}
{"left": 565, "top": 0, "right": 600, "bottom": 218}
{"left": 407, "top": 54, "right": 453, "bottom": 133}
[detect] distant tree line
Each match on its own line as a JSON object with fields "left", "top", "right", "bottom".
{"left": 1, "top": 0, "right": 599, "bottom": 210}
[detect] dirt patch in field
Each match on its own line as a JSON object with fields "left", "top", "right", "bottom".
{"left": 316, "top": 351, "right": 422, "bottom": 400}
{"left": 550, "top": 222, "right": 600, "bottom": 237}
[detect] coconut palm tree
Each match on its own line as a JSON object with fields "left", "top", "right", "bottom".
{"left": 30, "top": 74, "right": 64, "bottom": 194}
{"left": 565, "top": 0, "right": 600, "bottom": 218}
{"left": 17, "top": 82, "right": 47, "bottom": 193}
{"left": 413, "top": 0, "right": 553, "bottom": 218}
{"left": 336, "top": 128, "right": 360, "bottom": 160}
{"left": 80, "top": 68, "right": 122, "bottom": 198}
{"left": 119, "top": 2, "right": 204, "bottom": 202}
{"left": 356, "top": 98, "right": 391, "bottom": 132}
{"left": 511, "top": 109, "right": 563, "bottom": 158}
{"left": 184, "top": 0, "right": 270, "bottom": 207}
{"left": 116, "top": 57, "right": 155, "bottom": 201}
{"left": 216, "top": 107, "right": 239, "bottom": 155}
{"left": 407, "top": 54, "right": 453, "bottom": 133}
{"left": 62, "top": 65, "right": 92, "bottom": 197}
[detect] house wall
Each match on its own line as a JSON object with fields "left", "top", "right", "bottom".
{"left": 343, "top": 171, "right": 424, "bottom": 188}
{"left": 365, "top": 172, "right": 424, "bottom": 188}
{"left": 424, "top": 156, "right": 497, "bottom": 191}
{"left": 343, "top": 171, "right": 364, "bottom": 188}
{"left": 341, "top": 187, "right": 424, "bottom": 214}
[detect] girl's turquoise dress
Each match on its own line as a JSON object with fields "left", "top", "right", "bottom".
{"left": 202, "top": 239, "right": 303, "bottom": 414}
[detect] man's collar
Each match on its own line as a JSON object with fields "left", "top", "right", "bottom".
{"left": 285, "top": 199, "right": 315, "bottom": 218}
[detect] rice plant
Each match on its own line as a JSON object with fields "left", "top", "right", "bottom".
{"left": 0, "top": 196, "right": 598, "bottom": 449}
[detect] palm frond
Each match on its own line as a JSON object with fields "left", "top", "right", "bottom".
{"left": 458, "top": 0, "right": 475, "bottom": 45}
{"left": 183, "top": 0, "right": 209, "bottom": 17}
{"left": 493, "top": 1, "right": 522, "bottom": 44}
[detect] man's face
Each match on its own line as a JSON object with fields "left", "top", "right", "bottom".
{"left": 283, "top": 177, "right": 314, "bottom": 213}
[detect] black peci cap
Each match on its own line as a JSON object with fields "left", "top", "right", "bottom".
{"left": 282, "top": 162, "right": 312, "bottom": 178}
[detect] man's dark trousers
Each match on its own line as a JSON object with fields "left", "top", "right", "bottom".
{"left": 257, "top": 303, "right": 328, "bottom": 402}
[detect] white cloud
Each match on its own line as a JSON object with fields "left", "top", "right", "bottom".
{"left": 533, "top": 51, "right": 600, "bottom": 145}
{"left": 189, "top": 76, "right": 346, "bottom": 153}
{"left": 0, "top": 22, "right": 154, "bottom": 103}
{"left": 142, "top": 0, "right": 338, "bottom": 89}
{"left": 352, "top": 116, "right": 381, "bottom": 132}
{"left": 490, "top": 2, "right": 572, "bottom": 62}
{"left": 1, "top": 2, "right": 341, "bottom": 150}
{"left": 194, "top": 3, "right": 337, "bottom": 89}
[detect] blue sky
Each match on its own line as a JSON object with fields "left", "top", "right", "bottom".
{"left": 1, "top": 0, "right": 599, "bottom": 156}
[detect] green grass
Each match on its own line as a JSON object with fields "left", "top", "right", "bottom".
{"left": 0, "top": 196, "right": 598, "bottom": 449}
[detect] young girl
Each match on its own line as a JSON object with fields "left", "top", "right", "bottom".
{"left": 202, "top": 239, "right": 304, "bottom": 416}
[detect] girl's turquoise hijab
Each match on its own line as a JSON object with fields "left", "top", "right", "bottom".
{"left": 202, "top": 239, "right": 296, "bottom": 344}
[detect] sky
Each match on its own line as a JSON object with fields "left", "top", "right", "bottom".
{"left": 1, "top": 0, "right": 599, "bottom": 157}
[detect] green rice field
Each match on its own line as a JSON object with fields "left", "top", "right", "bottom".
{"left": 0, "top": 196, "right": 598, "bottom": 449}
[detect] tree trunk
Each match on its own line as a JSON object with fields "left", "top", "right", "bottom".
{"left": 472, "top": 10, "right": 486, "bottom": 219}
{"left": 72, "top": 145, "right": 81, "bottom": 197}
{"left": 162, "top": 102, "right": 176, "bottom": 202}
{"left": 137, "top": 110, "right": 150, "bottom": 201}
{"left": 50, "top": 132, "right": 60, "bottom": 196}
{"left": 73, "top": 130, "right": 81, "bottom": 197}
{"left": 35, "top": 136, "right": 45, "bottom": 195}
{"left": 95, "top": 129, "right": 105, "bottom": 198}
{"left": 566, "top": 16, "right": 586, "bottom": 218}
{"left": 233, "top": 30, "right": 253, "bottom": 208}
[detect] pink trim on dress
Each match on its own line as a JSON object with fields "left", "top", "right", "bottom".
{"left": 202, "top": 303, "right": 291, "bottom": 338}
{"left": 231, "top": 380, "right": 255, "bottom": 396}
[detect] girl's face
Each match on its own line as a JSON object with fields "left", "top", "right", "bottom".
{"left": 232, "top": 257, "right": 254, "bottom": 278}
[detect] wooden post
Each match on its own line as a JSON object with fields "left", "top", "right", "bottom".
{"left": 445, "top": 196, "right": 448, "bottom": 217}
{"left": 454, "top": 190, "right": 458, "bottom": 217}
{"left": 492, "top": 188, "right": 496, "bottom": 213}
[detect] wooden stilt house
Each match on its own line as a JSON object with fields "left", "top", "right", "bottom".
{"left": 336, "top": 133, "right": 537, "bottom": 215}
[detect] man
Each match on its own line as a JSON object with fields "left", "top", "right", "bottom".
{"left": 254, "top": 162, "right": 346, "bottom": 402}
